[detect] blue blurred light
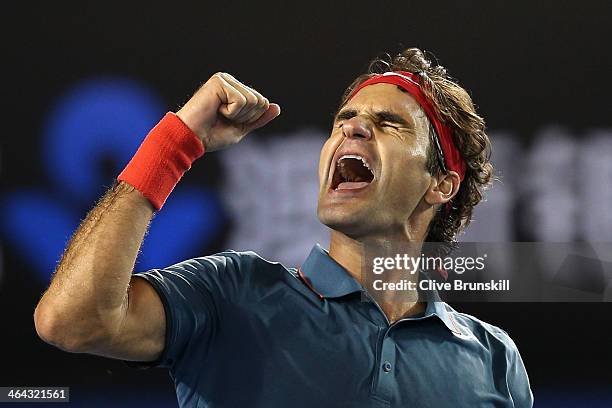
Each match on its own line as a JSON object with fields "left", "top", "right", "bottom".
{"left": 42, "top": 77, "right": 165, "bottom": 205}
{"left": 1, "top": 190, "right": 79, "bottom": 276}
{"left": 138, "top": 185, "right": 224, "bottom": 270}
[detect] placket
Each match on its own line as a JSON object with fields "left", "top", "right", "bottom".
{"left": 371, "top": 327, "right": 397, "bottom": 404}
{"left": 360, "top": 291, "right": 398, "bottom": 406}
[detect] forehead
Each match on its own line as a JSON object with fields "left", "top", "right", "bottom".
{"left": 343, "top": 83, "right": 424, "bottom": 124}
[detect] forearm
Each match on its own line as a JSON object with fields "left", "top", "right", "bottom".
{"left": 35, "top": 181, "right": 153, "bottom": 349}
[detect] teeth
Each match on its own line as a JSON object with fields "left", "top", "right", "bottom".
{"left": 338, "top": 154, "right": 372, "bottom": 171}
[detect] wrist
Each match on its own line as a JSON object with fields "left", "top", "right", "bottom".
{"left": 175, "top": 107, "right": 211, "bottom": 149}
{"left": 113, "top": 181, "right": 156, "bottom": 212}
{"left": 117, "top": 112, "right": 205, "bottom": 211}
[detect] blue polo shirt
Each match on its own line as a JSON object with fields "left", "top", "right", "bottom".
{"left": 134, "top": 244, "right": 533, "bottom": 407}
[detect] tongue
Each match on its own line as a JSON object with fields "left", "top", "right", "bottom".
{"left": 336, "top": 181, "right": 370, "bottom": 190}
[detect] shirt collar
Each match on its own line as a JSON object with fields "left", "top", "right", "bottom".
{"left": 299, "top": 244, "right": 463, "bottom": 336}
{"left": 299, "top": 244, "right": 363, "bottom": 298}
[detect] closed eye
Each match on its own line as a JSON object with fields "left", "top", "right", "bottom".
{"left": 333, "top": 108, "right": 413, "bottom": 134}
{"left": 380, "top": 122, "right": 399, "bottom": 129}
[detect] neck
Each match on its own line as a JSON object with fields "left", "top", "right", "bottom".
{"left": 328, "top": 228, "right": 426, "bottom": 322}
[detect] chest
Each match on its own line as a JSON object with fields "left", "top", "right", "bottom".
{"left": 195, "top": 298, "right": 509, "bottom": 407}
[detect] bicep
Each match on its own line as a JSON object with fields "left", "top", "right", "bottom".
{"left": 93, "top": 276, "right": 167, "bottom": 362}
{"left": 96, "top": 256, "right": 230, "bottom": 367}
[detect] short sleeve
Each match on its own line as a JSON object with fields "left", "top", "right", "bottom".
{"left": 506, "top": 339, "right": 534, "bottom": 407}
{"left": 129, "top": 252, "right": 243, "bottom": 373}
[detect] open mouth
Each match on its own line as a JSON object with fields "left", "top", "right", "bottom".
{"left": 331, "top": 154, "right": 375, "bottom": 191}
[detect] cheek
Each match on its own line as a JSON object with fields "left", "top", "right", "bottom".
{"left": 318, "top": 138, "right": 337, "bottom": 183}
{"left": 386, "top": 140, "right": 430, "bottom": 194}
{"left": 401, "top": 131, "right": 430, "bottom": 177}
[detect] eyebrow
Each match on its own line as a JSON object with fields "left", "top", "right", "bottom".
{"left": 335, "top": 108, "right": 413, "bottom": 128}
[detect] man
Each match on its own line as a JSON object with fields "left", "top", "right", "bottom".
{"left": 34, "top": 48, "right": 533, "bottom": 407}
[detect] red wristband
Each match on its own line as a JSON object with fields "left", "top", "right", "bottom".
{"left": 117, "top": 112, "right": 205, "bottom": 211}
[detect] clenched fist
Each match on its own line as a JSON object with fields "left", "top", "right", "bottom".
{"left": 176, "top": 73, "right": 281, "bottom": 151}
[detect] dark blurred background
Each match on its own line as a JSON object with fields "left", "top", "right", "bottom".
{"left": 2, "top": 1, "right": 611, "bottom": 407}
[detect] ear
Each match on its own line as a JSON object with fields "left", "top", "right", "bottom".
{"left": 423, "top": 171, "right": 461, "bottom": 206}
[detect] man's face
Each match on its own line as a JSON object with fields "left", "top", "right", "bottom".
{"left": 317, "top": 83, "right": 433, "bottom": 238}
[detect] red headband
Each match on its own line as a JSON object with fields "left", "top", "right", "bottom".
{"left": 347, "top": 71, "right": 466, "bottom": 181}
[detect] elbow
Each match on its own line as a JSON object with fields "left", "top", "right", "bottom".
{"left": 34, "top": 303, "right": 96, "bottom": 353}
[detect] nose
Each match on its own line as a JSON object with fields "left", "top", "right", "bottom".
{"left": 342, "top": 116, "right": 372, "bottom": 140}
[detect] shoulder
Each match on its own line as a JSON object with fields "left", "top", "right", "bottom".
{"left": 137, "top": 249, "right": 299, "bottom": 304}
{"left": 163, "top": 249, "right": 284, "bottom": 272}
{"left": 211, "top": 249, "right": 295, "bottom": 275}
{"left": 446, "top": 306, "right": 533, "bottom": 405}
{"left": 445, "top": 304, "right": 521, "bottom": 355}
{"left": 163, "top": 249, "right": 297, "bottom": 284}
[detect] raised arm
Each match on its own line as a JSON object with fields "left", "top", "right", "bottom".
{"left": 34, "top": 73, "right": 281, "bottom": 361}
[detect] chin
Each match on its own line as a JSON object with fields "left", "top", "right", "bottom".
{"left": 317, "top": 204, "right": 374, "bottom": 237}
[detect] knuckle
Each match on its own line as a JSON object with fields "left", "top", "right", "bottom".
{"left": 211, "top": 72, "right": 224, "bottom": 83}
{"left": 236, "top": 93, "right": 248, "bottom": 106}
{"left": 247, "top": 95, "right": 259, "bottom": 106}
{"left": 212, "top": 72, "right": 232, "bottom": 85}
{"left": 242, "top": 91, "right": 257, "bottom": 106}
{"left": 253, "top": 91, "right": 265, "bottom": 103}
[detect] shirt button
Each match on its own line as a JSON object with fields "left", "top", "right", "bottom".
{"left": 382, "top": 361, "right": 392, "bottom": 373}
